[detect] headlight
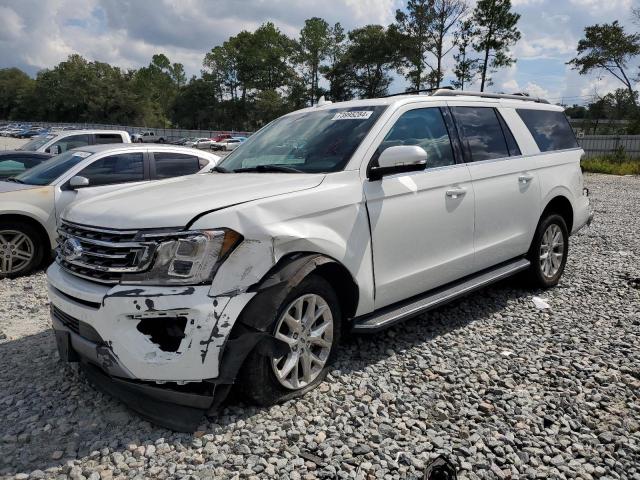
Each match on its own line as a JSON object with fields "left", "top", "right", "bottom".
{"left": 121, "top": 229, "right": 242, "bottom": 285}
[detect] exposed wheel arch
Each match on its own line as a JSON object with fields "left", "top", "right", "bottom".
{"left": 541, "top": 196, "right": 574, "bottom": 233}
{"left": 0, "top": 214, "right": 51, "bottom": 251}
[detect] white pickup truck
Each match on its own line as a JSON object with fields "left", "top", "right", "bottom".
{"left": 48, "top": 89, "right": 592, "bottom": 430}
{"left": 132, "top": 131, "right": 166, "bottom": 143}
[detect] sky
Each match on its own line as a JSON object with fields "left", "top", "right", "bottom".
{"left": 0, "top": 0, "right": 638, "bottom": 105}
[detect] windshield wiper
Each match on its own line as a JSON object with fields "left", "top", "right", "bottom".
{"left": 5, "top": 177, "right": 24, "bottom": 183}
{"left": 232, "top": 165, "right": 304, "bottom": 173}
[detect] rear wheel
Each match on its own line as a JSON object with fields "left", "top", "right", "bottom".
{"left": 239, "top": 275, "right": 341, "bottom": 405}
{"left": 0, "top": 222, "right": 45, "bottom": 278}
{"left": 526, "top": 213, "right": 568, "bottom": 288}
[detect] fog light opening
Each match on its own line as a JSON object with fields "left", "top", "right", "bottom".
{"left": 136, "top": 316, "right": 188, "bottom": 352}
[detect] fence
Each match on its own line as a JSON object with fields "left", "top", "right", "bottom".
{"left": 578, "top": 135, "right": 640, "bottom": 159}
{"left": 2, "top": 121, "right": 253, "bottom": 141}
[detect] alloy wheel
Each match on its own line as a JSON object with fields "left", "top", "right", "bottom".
{"left": 0, "top": 230, "right": 35, "bottom": 275}
{"left": 539, "top": 224, "right": 564, "bottom": 278}
{"left": 271, "top": 293, "right": 334, "bottom": 390}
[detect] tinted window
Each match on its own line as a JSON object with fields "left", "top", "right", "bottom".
{"left": 497, "top": 111, "right": 521, "bottom": 156}
{"left": 452, "top": 107, "right": 510, "bottom": 161}
{"left": 95, "top": 134, "right": 123, "bottom": 145}
{"left": 154, "top": 152, "right": 201, "bottom": 178}
{"left": 378, "top": 108, "right": 455, "bottom": 168}
{"left": 517, "top": 109, "right": 578, "bottom": 152}
{"left": 0, "top": 155, "right": 45, "bottom": 178}
{"left": 16, "top": 134, "right": 55, "bottom": 151}
{"left": 49, "top": 134, "right": 92, "bottom": 153}
{"left": 78, "top": 153, "right": 144, "bottom": 186}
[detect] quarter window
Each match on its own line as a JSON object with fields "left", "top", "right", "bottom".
{"left": 95, "top": 134, "right": 123, "bottom": 145}
{"left": 451, "top": 107, "right": 511, "bottom": 162}
{"left": 516, "top": 109, "right": 578, "bottom": 152}
{"left": 154, "top": 152, "right": 202, "bottom": 178}
{"left": 378, "top": 108, "right": 455, "bottom": 168}
{"left": 78, "top": 152, "right": 144, "bottom": 186}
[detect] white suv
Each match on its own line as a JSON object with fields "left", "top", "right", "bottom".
{"left": 47, "top": 90, "right": 592, "bottom": 430}
{"left": 16, "top": 130, "right": 131, "bottom": 154}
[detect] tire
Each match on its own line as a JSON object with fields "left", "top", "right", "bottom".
{"left": 238, "top": 274, "right": 341, "bottom": 406}
{"left": 0, "top": 221, "right": 45, "bottom": 279}
{"left": 158, "top": 138, "right": 165, "bottom": 143}
{"left": 137, "top": 138, "right": 144, "bottom": 143}
{"left": 525, "top": 213, "right": 569, "bottom": 288}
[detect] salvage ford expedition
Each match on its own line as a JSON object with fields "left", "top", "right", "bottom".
{"left": 47, "top": 90, "right": 593, "bottom": 430}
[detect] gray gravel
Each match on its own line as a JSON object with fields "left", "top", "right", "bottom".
{"left": 1, "top": 173, "right": 639, "bottom": 480}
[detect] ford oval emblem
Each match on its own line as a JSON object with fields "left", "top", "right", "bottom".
{"left": 61, "top": 238, "right": 83, "bottom": 262}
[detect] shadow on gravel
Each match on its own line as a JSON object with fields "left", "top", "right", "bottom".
{"left": 0, "top": 278, "right": 532, "bottom": 476}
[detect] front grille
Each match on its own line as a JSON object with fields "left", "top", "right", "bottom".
{"left": 57, "top": 221, "right": 156, "bottom": 284}
{"left": 51, "top": 304, "right": 80, "bottom": 334}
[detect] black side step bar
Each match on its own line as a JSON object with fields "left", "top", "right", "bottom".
{"left": 352, "top": 258, "right": 530, "bottom": 333}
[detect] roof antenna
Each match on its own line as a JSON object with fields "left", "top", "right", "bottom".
{"left": 316, "top": 96, "right": 332, "bottom": 107}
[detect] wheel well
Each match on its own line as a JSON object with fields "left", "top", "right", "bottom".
{"left": 313, "top": 261, "right": 360, "bottom": 320}
{"left": 542, "top": 196, "right": 573, "bottom": 232}
{"left": 0, "top": 214, "right": 51, "bottom": 249}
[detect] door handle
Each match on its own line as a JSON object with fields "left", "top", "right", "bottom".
{"left": 446, "top": 188, "right": 467, "bottom": 199}
{"left": 519, "top": 173, "right": 534, "bottom": 183}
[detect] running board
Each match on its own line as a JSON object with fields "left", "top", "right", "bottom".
{"left": 352, "top": 258, "right": 530, "bottom": 333}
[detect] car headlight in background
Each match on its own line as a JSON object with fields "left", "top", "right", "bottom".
{"left": 121, "top": 229, "right": 242, "bottom": 285}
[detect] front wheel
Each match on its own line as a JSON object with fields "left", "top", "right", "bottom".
{"left": 0, "top": 222, "right": 45, "bottom": 278}
{"left": 526, "top": 213, "right": 569, "bottom": 288}
{"left": 238, "top": 274, "right": 341, "bottom": 406}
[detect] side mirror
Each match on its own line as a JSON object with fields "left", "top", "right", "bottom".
{"left": 69, "top": 176, "right": 89, "bottom": 189}
{"left": 49, "top": 144, "right": 61, "bottom": 155}
{"left": 369, "top": 145, "right": 428, "bottom": 180}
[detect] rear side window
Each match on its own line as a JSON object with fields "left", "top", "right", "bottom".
{"left": 451, "top": 107, "right": 510, "bottom": 162}
{"left": 78, "top": 153, "right": 144, "bottom": 186}
{"left": 154, "top": 152, "right": 201, "bottom": 178}
{"left": 95, "top": 134, "right": 123, "bottom": 145}
{"left": 516, "top": 109, "right": 578, "bottom": 152}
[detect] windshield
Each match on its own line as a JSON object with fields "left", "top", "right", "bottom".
{"left": 13, "top": 150, "right": 91, "bottom": 185}
{"left": 16, "top": 134, "right": 56, "bottom": 152}
{"left": 219, "top": 106, "right": 387, "bottom": 173}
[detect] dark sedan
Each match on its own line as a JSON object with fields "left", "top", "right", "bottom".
{"left": 0, "top": 151, "right": 53, "bottom": 179}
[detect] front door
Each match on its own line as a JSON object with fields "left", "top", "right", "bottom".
{"left": 363, "top": 105, "right": 475, "bottom": 309}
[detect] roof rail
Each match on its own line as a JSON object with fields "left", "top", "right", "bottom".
{"left": 383, "top": 86, "right": 454, "bottom": 98}
{"left": 431, "top": 89, "right": 550, "bottom": 104}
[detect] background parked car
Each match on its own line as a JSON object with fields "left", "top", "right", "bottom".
{"left": 188, "top": 137, "right": 216, "bottom": 149}
{"left": 0, "top": 144, "right": 219, "bottom": 278}
{"left": 15, "top": 130, "right": 131, "bottom": 154}
{"left": 132, "top": 131, "right": 166, "bottom": 143}
{"left": 211, "top": 137, "right": 244, "bottom": 151}
{"left": 0, "top": 151, "right": 53, "bottom": 179}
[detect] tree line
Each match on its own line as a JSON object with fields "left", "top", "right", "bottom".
{"left": 1, "top": 0, "right": 639, "bottom": 131}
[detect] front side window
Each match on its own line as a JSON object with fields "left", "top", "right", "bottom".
{"left": 14, "top": 151, "right": 91, "bottom": 185}
{"left": 219, "top": 106, "right": 387, "bottom": 173}
{"left": 452, "top": 107, "right": 510, "bottom": 162}
{"left": 48, "top": 134, "right": 92, "bottom": 153}
{"left": 377, "top": 108, "right": 455, "bottom": 169}
{"left": 154, "top": 152, "right": 201, "bottom": 178}
{"left": 78, "top": 152, "right": 144, "bottom": 186}
{"left": 517, "top": 109, "right": 578, "bottom": 152}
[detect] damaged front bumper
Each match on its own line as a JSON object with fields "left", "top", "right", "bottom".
{"left": 47, "top": 262, "right": 266, "bottom": 431}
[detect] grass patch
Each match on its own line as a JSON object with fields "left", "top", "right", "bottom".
{"left": 581, "top": 156, "right": 640, "bottom": 176}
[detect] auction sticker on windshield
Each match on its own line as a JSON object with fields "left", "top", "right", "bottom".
{"left": 332, "top": 111, "right": 374, "bottom": 120}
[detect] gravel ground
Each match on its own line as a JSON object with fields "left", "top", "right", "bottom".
{"left": 0, "top": 173, "right": 638, "bottom": 480}
{"left": 0, "top": 137, "right": 28, "bottom": 150}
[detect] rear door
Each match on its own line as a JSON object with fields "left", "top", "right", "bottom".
{"left": 363, "top": 103, "right": 475, "bottom": 309}
{"left": 448, "top": 103, "right": 541, "bottom": 271}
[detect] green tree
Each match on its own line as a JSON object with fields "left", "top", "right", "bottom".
{"left": 451, "top": 18, "right": 479, "bottom": 90}
{"left": 472, "top": 0, "right": 521, "bottom": 92}
{"left": 430, "top": 0, "right": 467, "bottom": 88}
{"left": 394, "top": 0, "right": 435, "bottom": 90}
{"left": 344, "top": 25, "right": 399, "bottom": 98}
{"left": 320, "top": 23, "right": 354, "bottom": 101}
{"left": 0, "top": 68, "right": 35, "bottom": 119}
{"left": 299, "top": 17, "right": 331, "bottom": 105}
{"left": 568, "top": 21, "right": 640, "bottom": 106}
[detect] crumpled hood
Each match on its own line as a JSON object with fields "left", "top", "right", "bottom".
{"left": 0, "top": 181, "right": 43, "bottom": 194}
{"left": 64, "top": 172, "right": 325, "bottom": 229}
